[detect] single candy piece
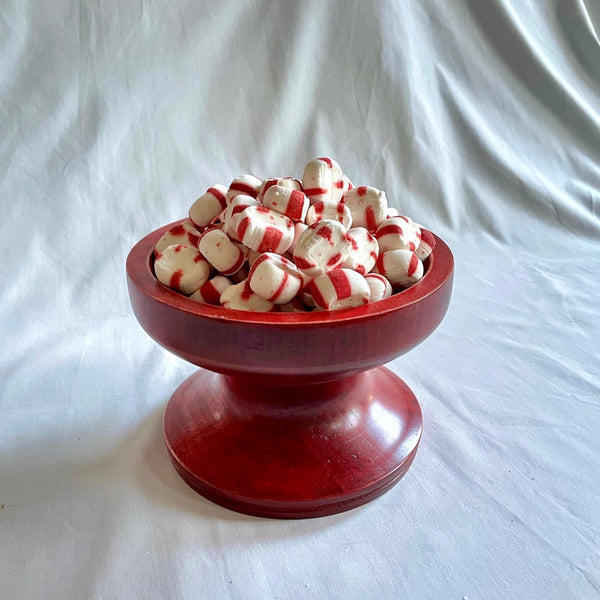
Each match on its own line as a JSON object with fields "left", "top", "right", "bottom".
{"left": 292, "top": 219, "right": 351, "bottom": 278}
{"left": 310, "top": 268, "right": 370, "bottom": 310}
{"left": 198, "top": 228, "right": 247, "bottom": 276}
{"left": 248, "top": 252, "right": 303, "bottom": 304}
{"left": 226, "top": 174, "right": 262, "bottom": 203}
{"left": 154, "top": 244, "right": 210, "bottom": 295}
{"left": 375, "top": 249, "right": 424, "bottom": 289}
{"left": 190, "top": 275, "right": 232, "bottom": 305}
{"left": 302, "top": 157, "right": 345, "bottom": 206}
{"left": 154, "top": 219, "right": 202, "bottom": 255}
{"left": 415, "top": 228, "right": 436, "bottom": 261}
{"left": 220, "top": 279, "right": 276, "bottom": 312}
{"left": 236, "top": 206, "right": 294, "bottom": 254}
{"left": 342, "top": 227, "right": 379, "bottom": 275}
{"left": 258, "top": 177, "right": 302, "bottom": 202}
{"left": 280, "top": 176, "right": 303, "bottom": 190}
{"left": 262, "top": 185, "right": 310, "bottom": 222}
{"left": 305, "top": 201, "right": 352, "bottom": 229}
{"left": 342, "top": 186, "right": 388, "bottom": 232}
{"left": 188, "top": 184, "right": 228, "bottom": 228}
{"left": 364, "top": 273, "right": 393, "bottom": 302}
{"left": 222, "top": 195, "right": 260, "bottom": 241}
{"left": 375, "top": 215, "right": 421, "bottom": 253}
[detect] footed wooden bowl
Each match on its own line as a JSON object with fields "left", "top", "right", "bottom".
{"left": 127, "top": 221, "right": 453, "bottom": 518}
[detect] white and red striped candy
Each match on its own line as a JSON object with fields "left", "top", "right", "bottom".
{"left": 292, "top": 219, "right": 351, "bottom": 278}
{"left": 226, "top": 174, "right": 262, "bottom": 203}
{"left": 248, "top": 252, "right": 303, "bottom": 304}
{"left": 151, "top": 156, "right": 439, "bottom": 312}
{"left": 222, "top": 195, "right": 260, "bottom": 241}
{"left": 375, "top": 250, "right": 424, "bottom": 289}
{"left": 375, "top": 215, "right": 421, "bottom": 253}
{"left": 302, "top": 157, "right": 345, "bottom": 206}
{"left": 341, "top": 227, "right": 378, "bottom": 275}
{"left": 220, "top": 280, "right": 276, "bottom": 312}
{"left": 154, "top": 219, "right": 202, "bottom": 255}
{"left": 190, "top": 275, "right": 232, "bottom": 305}
{"left": 415, "top": 228, "right": 436, "bottom": 261}
{"left": 154, "top": 244, "right": 210, "bottom": 295}
{"left": 342, "top": 186, "right": 388, "bottom": 232}
{"left": 198, "top": 228, "right": 247, "bottom": 276}
{"left": 305, "top": 200, "right": 352, "bottom": 229}
{"left": 236, "top": 206, "right": 294, "bottom": 254}
{"left": 364, "top": 273, "right": 393, "bottom": 302}
{"left": 310, "top": 268, "right": 370, "bottom": 310}
{"left": 258, "top": 177, "right": 302, "bottom": 202}
{"left": 262, "top": 185, "right": 310, "bottom": 222}
{"left": 188, "top": 184, "right": 228, "bottom": 229}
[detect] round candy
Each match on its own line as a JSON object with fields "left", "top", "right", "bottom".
{"left": 310, "top": 268, "right": 370, "bottom": 310}
{"left": 415, "top": 228, "right": 436, "bottom": 261}
{"left": 188, "top": 184, "right": 228, "bottom": 228}
{"left": 190, "top": 275, "right": 232, "bottom": 305}
{"left": 257, "top": 177, "right": 302, "bottom": 202}
{"left": 292, "top": 219, "right": 351, "bottom": 278}
{"left": 342, "top": 186, "right": 388, "bottom": 232}
{"left": 220, "top": 279, "right": 276, "bottom": 312}
{"left": 222, "top": 195, "right": 259, "bottom": 241}
{"left": 302, "top": 157, "right": 345, "bottom": 206}
{"left": 375, "top": 249, "right": 424, "bottom": 289}
{"left": 262, "top": 185, "right": 310, "bottom": 222}
{"left": 236, "top": 206, "right": 294, "bottom": 254}
{"left": 248, "top": 252, "right": 303, "bottom": 304}
{"left": 364, "top": 273, "right": 393, "bottom": 302}
{"left": 341, "top": 227, "right": 378, "bottom": 275}
{"left": 198, "top": 228, "right": 247, "bottom": 276}
{"left": 305, "top": 201, "right": 352, "bottom": 229}
{"left": 154, "top": 244, "right": 210, "bottom": 295}
{"left": 226, "top": 174, "right": 262, "bottom": 203}
{"left": 375, "top": 215, "right": 421, "bottom": 253}
{"left": 154, "top": 219, "right": 202, "bottom": 255}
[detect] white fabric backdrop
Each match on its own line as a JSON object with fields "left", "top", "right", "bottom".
{"left": 1, "top": 1, "right": 599, "bottom": 598}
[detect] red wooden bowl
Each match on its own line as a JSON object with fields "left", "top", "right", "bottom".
{"left": 127, "top": 221, "right": 454, "bottom": 518}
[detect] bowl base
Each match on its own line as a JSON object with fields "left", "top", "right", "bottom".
{"left": 163, "top": 366, "right": 422, "bottom": 519}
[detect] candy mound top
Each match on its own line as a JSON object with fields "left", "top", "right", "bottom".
{"left": 151, "top": 157, "right": 436, "bottom": 313}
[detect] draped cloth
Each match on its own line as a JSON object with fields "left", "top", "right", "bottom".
{"left": 1, "top": 2, "right": 599, "bottom": 598}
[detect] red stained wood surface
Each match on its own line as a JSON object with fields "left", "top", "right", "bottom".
{"left": 126, "top": 221, "right": 454, "bottom": 518}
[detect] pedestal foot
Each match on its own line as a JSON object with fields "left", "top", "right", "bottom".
{"left": 163, "top": 366, "right": 422, "bottom": 518}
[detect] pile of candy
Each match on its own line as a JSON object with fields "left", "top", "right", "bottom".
{"left": 153, "top": 157, "right": 436, "bottom": 312}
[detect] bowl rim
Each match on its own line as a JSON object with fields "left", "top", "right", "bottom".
{"left": 127, "top": 220, "right": 454, "bottom": 327}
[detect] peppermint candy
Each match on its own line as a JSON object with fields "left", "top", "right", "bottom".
{"left": 152, "top": 157, "right": 436, "bottom": 311}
